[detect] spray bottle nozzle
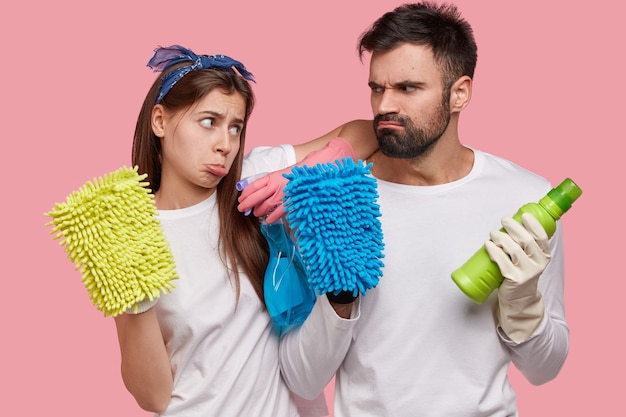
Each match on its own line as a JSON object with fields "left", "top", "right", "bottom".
{"left": 236, "top": 172, "right": 270, "bottom": 215}
{"left": 236, "top": 172, "right": 269, "bottom": 191}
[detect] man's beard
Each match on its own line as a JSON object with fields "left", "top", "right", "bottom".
{"left": 374, "top": 100, "right": 451, "bottom": 159}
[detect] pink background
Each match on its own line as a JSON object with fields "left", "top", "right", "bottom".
{"left": 2, "top": 0, "right": 621, "bottom": 415}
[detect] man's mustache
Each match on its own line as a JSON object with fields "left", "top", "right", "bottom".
{"left": 374, "top": 114, "right": 408, "bottom": 127}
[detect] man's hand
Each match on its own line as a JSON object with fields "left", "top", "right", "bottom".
{"left": 485, "top": 213, "right": 551, "bottom": 343}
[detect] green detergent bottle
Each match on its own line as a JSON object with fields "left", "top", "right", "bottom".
{"left": 451, "top": 178, "right": 582, "bottom": 304}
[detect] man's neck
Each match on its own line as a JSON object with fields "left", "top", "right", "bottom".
{"left": 368, "top": 141, "right": 474, "bottom": 186}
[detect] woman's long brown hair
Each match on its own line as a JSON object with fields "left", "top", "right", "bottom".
{"left": 132, "top": 67, "right": 269, "bottom": 304}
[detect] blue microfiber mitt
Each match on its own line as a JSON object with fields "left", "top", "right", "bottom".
{"left": 283, "top": 157, "right": 384, "bottom": 298}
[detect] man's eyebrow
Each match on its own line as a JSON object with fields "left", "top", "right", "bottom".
{"left": 368, "top": 80, "right": 424, "bottom": 88}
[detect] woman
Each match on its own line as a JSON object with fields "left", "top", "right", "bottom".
{"left": 114, "top": 45, "right": 373, "bottom": 416}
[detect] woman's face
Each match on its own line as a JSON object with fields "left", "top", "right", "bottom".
{"left": 154, "top": 89, "right": 245, "bottom": 207}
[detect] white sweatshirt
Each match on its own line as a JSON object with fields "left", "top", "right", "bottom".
{"left": 279, "top": 149, "right": 569, "bottom": 417}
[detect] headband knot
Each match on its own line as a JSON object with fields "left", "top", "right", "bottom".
{"left": 148, "top": 45, "right": 255, "bottom": 104}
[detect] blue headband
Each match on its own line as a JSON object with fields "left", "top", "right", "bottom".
{"left": 147, "top": 45, "right": 255, "bottom": 104}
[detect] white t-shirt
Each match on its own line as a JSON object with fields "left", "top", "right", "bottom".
{"left": 280, "top": 149, "right": 569, "bottom": 417}
{"left": 154, "top": 144, "right": 318, "bottom": 417}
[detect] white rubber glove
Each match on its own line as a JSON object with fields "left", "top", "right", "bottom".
{"left": 485, "top": 213, "right": 552, "bottom": 343}
{"left": 237, "top": 137, "right": 357, "bottom": 224}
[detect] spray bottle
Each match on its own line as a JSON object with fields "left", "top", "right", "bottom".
{"left": 451, "top": 178, "right": 582, "bottom": 304}
{"left": 237, "top": 173, "right": 316, "bottom": 334}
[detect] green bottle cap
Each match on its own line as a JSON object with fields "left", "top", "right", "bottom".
{"left": 547, "top": 178, "right": 582, "bottom": 213}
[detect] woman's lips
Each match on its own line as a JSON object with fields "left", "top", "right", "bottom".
{"left": 206, "top": 164, "right": 228, "bottom": 177}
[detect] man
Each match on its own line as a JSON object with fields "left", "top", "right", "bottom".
{"left": 239, "top": 2, "right": 568, "bottom": 416}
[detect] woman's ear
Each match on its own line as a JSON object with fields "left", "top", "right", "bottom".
{"left": 450, "top": 75, "right": 472, "bottom": 113}
{"left": 151, "top": 104, "right": 166, "bottom": 138}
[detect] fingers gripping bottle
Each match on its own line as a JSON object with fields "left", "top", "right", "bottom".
{"left": 451, "top": 178, "right": 582, "bottom": 304}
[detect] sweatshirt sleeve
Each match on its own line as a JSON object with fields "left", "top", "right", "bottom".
{"left": 242, "top": 144, "right": 297, "bottom": 179}
{"left": 498, "top": 223, "right": 569, "bottom": 385}
{"left": 279, "top": 295, "right": 359, "bottom": 400}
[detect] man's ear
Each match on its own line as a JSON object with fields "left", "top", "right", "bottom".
{"left": 151, "top": 104, "right": 166, "bottom": 138}
{"left": 450, "top": 75, "right": 472, "bottom": 113}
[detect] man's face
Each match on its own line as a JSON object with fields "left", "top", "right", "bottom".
{"left": 368, "top": 43, "right": 451, "bottom": 159}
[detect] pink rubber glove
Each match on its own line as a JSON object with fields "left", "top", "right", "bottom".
{"left": 485, "top": 213, "right": 552, "bottom": 343}
{"left": 237, "top": 137, "right": 357, "bottom": 224}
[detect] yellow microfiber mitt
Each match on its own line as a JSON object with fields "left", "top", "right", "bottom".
{"left": 45, "top": 166, "right": 178, "bottom": 317}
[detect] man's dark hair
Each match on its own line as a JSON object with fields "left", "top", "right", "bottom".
{"left": 358, "top": 1, "right": 478, "bottom": 87}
